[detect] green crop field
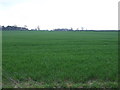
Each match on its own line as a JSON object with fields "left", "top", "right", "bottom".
{"left": 2, "top": 31, "right": 118, "bottom": 88}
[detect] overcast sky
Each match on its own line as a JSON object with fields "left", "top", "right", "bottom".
{"left": 0, "top": 0, "right": 119, "bottom": 30}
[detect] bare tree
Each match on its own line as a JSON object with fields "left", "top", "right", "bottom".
{"left": 37, "top": 26, "right": 40, "bottom": 30}
{"left": 71, "top": 27, "right": 73, "bottom": 30}
{"left": 81, "top": 27, "right": 84, "bottom": 30}
{"left": 24, "top": 25, "right": 27, "bottom": 28}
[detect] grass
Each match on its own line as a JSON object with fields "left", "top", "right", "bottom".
{"left": 2, "top": 31, "right": 118, "bottom": 88}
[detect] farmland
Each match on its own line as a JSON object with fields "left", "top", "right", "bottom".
{"left": 2, "top": 31, "right": 118, "bottom": 88}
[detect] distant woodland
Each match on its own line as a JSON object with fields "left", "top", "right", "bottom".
{"left": 1, "top": 25, "right": 118, "bottom": 31}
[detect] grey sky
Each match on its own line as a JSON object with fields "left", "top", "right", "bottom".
{"left": 0, "top": 0, "right": 119, "bottom": 30}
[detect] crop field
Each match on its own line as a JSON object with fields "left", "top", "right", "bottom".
{"left": 2, "top": 31, "right": 118, "bottom": 88}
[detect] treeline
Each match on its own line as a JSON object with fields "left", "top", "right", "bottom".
{"left": 1, "top": 26, "right": 28, "bottom": 31}
{"left": 1, "top": 25, "right": 118, "bottom": 31}
{"left": 1, "top": 26, "right": 87, "bottom": 31}
{"left": 53, "top": 28, "right": 74, "bottom": 31}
